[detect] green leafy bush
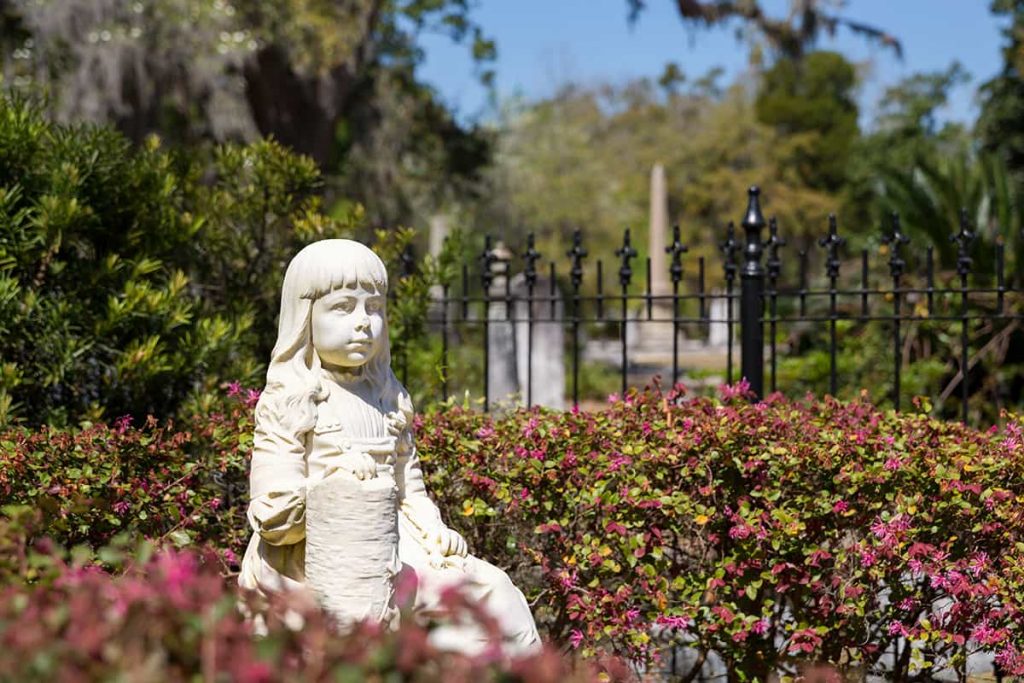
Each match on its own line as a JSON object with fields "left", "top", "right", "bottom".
{"left": 418, "top": 385, "right": 1024, "bottom": 679}
{"left": 0, "top": 390, "right": 255, "bottom": 563}
{"left": 4, "top": 387, "right": 1024, "bottom": 680}
{"left": 0, "top": 96, "right": 451, "bottom": 427}
{"left": 0, "top": 541, "right": 616, "bottom": 682}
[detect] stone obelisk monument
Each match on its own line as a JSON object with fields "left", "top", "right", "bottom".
{"left": 630, "top": 163, "right": 679, "bottom": 364}
{"left": 649, "top": 163, "right": 671, "bottom": 318}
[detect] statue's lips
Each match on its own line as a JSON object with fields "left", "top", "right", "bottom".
{"left": 346, "top": 340, "right": 372, "bottom": 348}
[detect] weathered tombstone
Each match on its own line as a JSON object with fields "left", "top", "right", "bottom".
{"left": 708, "top": 291, "right": 730, "bottom": 348}
{"left": 427, "top": 214, "right": 450, "bottom": 258}
{"left": 511, "top": 273, "right": 565, "bottom": 409}
{"left": 487, "top": 242, "right": 519, "bottom": 406}
{"left": 427, "top": 213, "right": 451, "bottom": 330}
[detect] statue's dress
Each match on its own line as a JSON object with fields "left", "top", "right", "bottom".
{"left": 239, "top": 369, "right": 540, "bottom": 653}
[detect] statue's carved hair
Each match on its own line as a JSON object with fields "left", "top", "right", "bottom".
{"left": 257, "top": 239, "right": 409, "bottom": 445}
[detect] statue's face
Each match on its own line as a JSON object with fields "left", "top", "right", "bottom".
{"left": 311, "top": 285, "right": 386, "bottom": 368}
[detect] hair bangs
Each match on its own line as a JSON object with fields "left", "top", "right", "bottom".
{"left": 291, "top": 239, "right": 390, "bottom": 300}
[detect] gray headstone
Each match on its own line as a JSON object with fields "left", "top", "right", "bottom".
{"left": 708, "top": 291, "right": 730, "bottom": 348}
{"left": 511, "top": 273, "right": 565, "bottom": 410}
{"left": 428, "top": 214, "right": 450, "bottom": 258}
{"left": 486, "top": 252, "right": 566, "bottom": 410}
{"left": 487, "top": 243, "right": 519, "bottom": 407}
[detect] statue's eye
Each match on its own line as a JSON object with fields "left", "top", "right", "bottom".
{"left": 366, "top": 298, "right": 384, "bottom": 314}
{"left": 333, "top": 298, "right": 356, "bottom": 313}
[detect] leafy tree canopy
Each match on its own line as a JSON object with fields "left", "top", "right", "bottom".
{"left": 0, "top": 0, "right": 495, "bottom": 227}
{"left": 978, "top": 0, "right": 1024, "bottom": 188}
{"left": 627, "top": 0, "right": 901, "bottom": 62}
{"left": 755, "top": 50, "right": 859, "bottom": 192}
{"left": 483, "top": 70, "right": 839, "bottom": 282}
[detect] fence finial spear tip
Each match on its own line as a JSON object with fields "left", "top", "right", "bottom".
{"left": 743, "top": 187, "right": 765, "bottom": 230}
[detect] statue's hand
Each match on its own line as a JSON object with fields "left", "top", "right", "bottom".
{"left": 431, "top": 527, "right": 468, "bottom": 558}
{"left": 324, "top": 451, "right": 378, "bottom": 481}
{"left": 384, "top": 410, "right": 407, "bottom": 436}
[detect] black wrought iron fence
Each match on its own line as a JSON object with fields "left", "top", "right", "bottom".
{"left": 398, "top": 187, "right": 1023, "bottom": 425}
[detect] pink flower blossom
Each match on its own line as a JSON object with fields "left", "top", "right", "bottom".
{"left": 225, "top": 381, "right": 242, "bottom": 397}
{"left": 995, "top": 646, "right": 1023, "bottom": 672}
{"left": 718, "top": 378, "right": 751, "bottom": 401}
{"left": 752, "top": 619, "right": 770, "bottom": 635}
{"left": 569, "top": 629, "right": 584, "bottom": 649}
{"left": 890, "top": 515, "right": 912, "bottom": 532}
{"left": 971, "top": 621, "right": 1008, "bottom": 646}
{"left": 113, "top": 415, "right": 133, "bottom": 434}
{"left": 608, "top": 453, "right": 631, "bottom": 471}
{"left": 969, "top": 552, "right": 990, "bottom": 576}
{"left": 112, "top": 500, "right": 130, "bottom": 516}
{"left": 888, "top": 621, "right": 910, "bottom": 637}
{"left": 897, "top": 597, "right": 917, "bottom": 611}
{"left": 656, "top": 615, "right": 691, "bottom": 629}
{"left": 1002, "top": 423, "right": 1023, "bottom": 451}
{"left": 244, "top": 388, "right": 261, "bottom": 408}
{"left": 870, "top": 518, "right": 889, "bottom": 539}
{"left": 832, "top": 500, "right": 849, "bottom": 514}
{"left": 154, "top": 550, "right": 197, "bottom": 607}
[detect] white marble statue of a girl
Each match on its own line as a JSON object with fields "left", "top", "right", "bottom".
{"left": 239, "top": 239, "right": 540, "bottom": 655}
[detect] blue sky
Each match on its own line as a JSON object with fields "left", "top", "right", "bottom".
{"left": 416, "top": 0, "right": 1007, "bottom": 128}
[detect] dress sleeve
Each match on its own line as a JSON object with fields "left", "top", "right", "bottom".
{"left": 246, "top": 400, "right": 309, "bottom": 546}
{"left": 395, "top": 427, "right": 444, "bottom": 532}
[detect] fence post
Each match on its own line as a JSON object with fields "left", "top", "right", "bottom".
{"left": 740, "top": 186, "right": 766, "bottom": 399}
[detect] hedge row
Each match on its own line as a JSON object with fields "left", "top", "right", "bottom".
{"left": 0, "top": 533, "right": 615, "bottom": 682}
{"left": 3, "top": 384, "right": 1024, "bottom": 679}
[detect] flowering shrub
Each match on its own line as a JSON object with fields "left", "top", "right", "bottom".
{"left": 0, "top": 391, "right": 255, "bottom": 567}
{"left": 4, "top": 385, "right": 1024, "bottom": 679}
{"left": 0, "top": 542, "right": 617, "bottom": 682}
{"left": 416, "top": 384, "right": 1024, "bottom": 680}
